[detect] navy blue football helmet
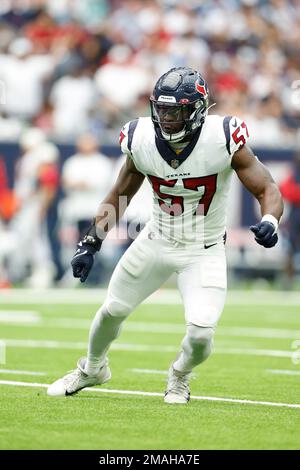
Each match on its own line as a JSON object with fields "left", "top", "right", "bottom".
{"left": 150, "top": 67, "right": 209, "bottom": 142}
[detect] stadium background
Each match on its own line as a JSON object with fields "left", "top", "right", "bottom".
{"left": 0, "top": 0, "right": 299, "bottom": 288}
{"left": 0, "top": 0, "right": 300, "bottom": 452}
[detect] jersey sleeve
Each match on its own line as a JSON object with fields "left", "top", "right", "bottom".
{"left": 119, "top": 119, "right": 139, "bottom": 156}
{"left": 119, "top": 119, "right": 146, "bottom": 175}
{"left": 223, "top": 116, "right": 250, "bottom": 156}
{"left": 119, "top": 121, "right": 131, "bottom": 156}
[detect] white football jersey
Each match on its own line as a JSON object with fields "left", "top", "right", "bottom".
{"left": 120, "top": 115, "right": 249, "bottom": 246}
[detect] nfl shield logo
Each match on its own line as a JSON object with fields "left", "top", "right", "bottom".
{"left": 171, "top": 159, "right": 179, "bottom": 169}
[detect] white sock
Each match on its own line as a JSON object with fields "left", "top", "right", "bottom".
{"left": 173, "top": 324, "right": 214, "bottom": 373}
{"left": 85, "top": 305, "right": 124, "bottom": 376}
{"left": 85, "top": 358, "right": 104, "bottom": 376}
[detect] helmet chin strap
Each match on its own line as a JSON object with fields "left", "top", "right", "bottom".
{"left": 160, "top": 126, "right": 187, "bottom": 143}
{"left": 207, "top": 102, "right": 216, "bottom": 112}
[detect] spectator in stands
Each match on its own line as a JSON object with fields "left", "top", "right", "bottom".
{"left": 60, "top": 133, "right": 113, "bottom": 284}
{"left": 245, "top": 94, "right": 292, "bottom": 148}
{"left": 0, "top": 155, "right": 18, "bottom": 223}
{"left": 0, "top": 111, "right": 24, "bottom": 141}
{"left": 8, "top": 128, "right": 60, "bottom": 287}
{"left": 94, "top": 44, "right": 151, "bottom": 127}
{"left": 50, "top": 60, "right": 97, "bottom": 138}
{"left": 280, "top": 152, "right": 300, "bottom": 288}
{"left": 0, "top": 0, "right": 299, "bottom": 144}
{"left": 1, "top": 0, "right": 300, "bottom": 288}
{"left": 0, "top": 156, "right": 18, "bottom": 287}
{"left": 0, "top": 37, "right": 54, "bottom": 120}
{"left": 61, "top": 133, "right": 113, "bottom": 238}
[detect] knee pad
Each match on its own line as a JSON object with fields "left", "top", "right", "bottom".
{"left": 187, "top": 324, "right": 215, "bottom": 358}
{"left": 104, "top": 298, "right": 132, "bottom": 319}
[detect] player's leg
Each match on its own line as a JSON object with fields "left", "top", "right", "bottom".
{"left": 85, "top": 232, "right": 174, "bottom": 374}
{"left": 165, "top": 249, "right": 227, "bottom": 404}
{"left": 48, "top": 231, "right": 173, "bottom": 396}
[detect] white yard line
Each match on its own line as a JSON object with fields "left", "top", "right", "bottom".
{"left": 0, "top": 369, "right": 46, "bottom": 376}
{"left": 1, "top": 339, "right": 178, "bottom": 353}
{"left": 0, "top": 379, "right": 300, "bottom": 409}
{"left": 0, "top": 311, "right": 40, "bottom": 324}
{"left": 125, "top": 324, "right": 300, "bottom": 339}
{"left": 1, "top": 339, "right": 87, "bottom": 350}
{"left": 218, "top": 326, "right": 300, "bottom": 340}
{"left": 0, "top": 338, "right": 295, "bottom": 358}
{"left": 42, "top": 318, "right": 90, "bottom": 329}
{"left": 130, "top": 368, "right": 196, "bottom": 378}
{"left": 1, "top": 289, "right": 300, "bottom": 306}
{"left": 267, "top": 369, "right": 300, "bottom": 376}
{"left": 2, "top": 315, "right": 300, "bottom": 341}
{"left": 130, "top": 368, "right": 168, "bottom": 375}
{"left": 216, "top": 347, "right": 293, "bottom": 358}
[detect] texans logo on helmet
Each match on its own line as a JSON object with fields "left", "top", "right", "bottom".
{"left": 195, "top": 80, "right": 208, "bottom": 99}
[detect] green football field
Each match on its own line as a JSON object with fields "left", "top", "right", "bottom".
{"left": 0, "top": 288, "right": 300, "bottom": 450}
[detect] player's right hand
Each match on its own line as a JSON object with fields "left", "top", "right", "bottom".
{"left": 71, "top": 242, "right": 97, "bottom": 283}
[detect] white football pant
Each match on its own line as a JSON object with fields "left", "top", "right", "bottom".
{"left": 86, "top": 226, "right": 227, "bottom": 375}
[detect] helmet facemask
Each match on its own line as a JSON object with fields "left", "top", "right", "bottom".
{"left": 150, "top": 97, "right": 207, "bottom": 143}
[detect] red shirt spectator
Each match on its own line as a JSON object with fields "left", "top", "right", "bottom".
{"left": 0, "top": 157, "right": 19, "bottom": 221}
{"left": 280, "top": 173, "right": 300, "bottom": 206}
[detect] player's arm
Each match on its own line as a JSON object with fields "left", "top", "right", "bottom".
{"left": 231, "top": 145, "right": 284, "bottom": 248}
{"left": 72, "top": 156, "right": 145, "bottom": 282}
{"left": 95, "top": 155, "right": 145, "bottom": 236}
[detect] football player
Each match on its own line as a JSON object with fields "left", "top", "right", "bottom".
{"left": 48, "top": 67, "right": 283, "bottom": 403}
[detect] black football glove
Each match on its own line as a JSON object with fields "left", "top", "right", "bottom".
{"left": 71, "top": 219, "right": 103, "bottom": 282}
{"left": 250, "top": 221, "right": 278, "bottom": 248}
{"left": 71, "top": 242, "right": 98, "bottom": 283}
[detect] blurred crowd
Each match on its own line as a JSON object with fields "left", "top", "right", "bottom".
{"left": 1, "top": 0, "right": 300, "bottom": 287}
{"left": 0, "top": 128, "right": 152, "bottom": 287}
{"left": 0, "top": 0, "right": 299, "bottom": 146}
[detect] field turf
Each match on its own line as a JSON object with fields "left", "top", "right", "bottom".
{"left": 0, "top": 289, "right": 299, "bottom": 450}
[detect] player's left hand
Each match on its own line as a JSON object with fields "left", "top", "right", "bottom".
{"left": 250, "top": 221, "right": 278, "bottom": 248}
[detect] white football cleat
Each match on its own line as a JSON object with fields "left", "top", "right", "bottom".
{"left": 47, "top": 357, "right": 111, "bottom": 397}
{"left": 164, "top": 365, "right": 191, "bottom": 404}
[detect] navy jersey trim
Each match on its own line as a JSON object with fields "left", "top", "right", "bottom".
{"left": 155, "top": 124, "right": 203, "bottom": 168}
{"left": 128, "top": 119, "right": 139, "bottom": 152}
{"left": 223, "top": 116, "right": 232, "bottom": 156}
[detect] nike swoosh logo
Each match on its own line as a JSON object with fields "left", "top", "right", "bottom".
{"left": 73, "top": 250, "right": 88, "bottom": 259}
{"left": 204, "top": 243, "right": 217, "bottom": 249}
{"left": 65, "top": 386, "right": 86, "bottom": 396}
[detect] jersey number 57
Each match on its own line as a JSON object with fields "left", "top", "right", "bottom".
{"left": 148, "top": 174, "right": 217, "bottom": 217}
